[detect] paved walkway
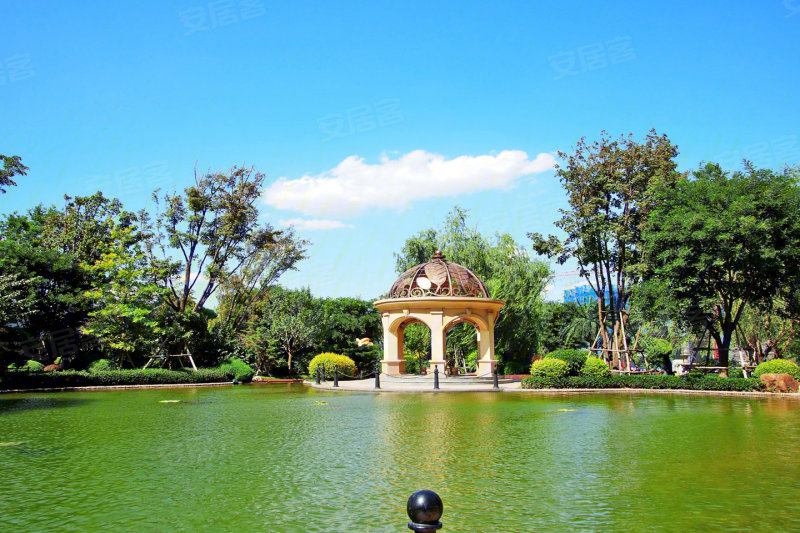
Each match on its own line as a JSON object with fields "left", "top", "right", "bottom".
{"left": 309, "top": 374, "right": 522, "bottom": 392}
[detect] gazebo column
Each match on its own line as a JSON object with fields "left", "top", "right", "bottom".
{"left": 381, "top": 312, "right": 405, "bottom": 376}
{"left": 427, "top": 311, "right": 447, "bottom": 375}
{"left": 475, "top": 316, "right": 497, "bottom": 377}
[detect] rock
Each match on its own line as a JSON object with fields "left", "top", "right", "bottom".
{"left": 42, "top": 364, "right": 62, "bottom": 372}
{"left": 759, "top": 373, "right": 799, "bottom": 393}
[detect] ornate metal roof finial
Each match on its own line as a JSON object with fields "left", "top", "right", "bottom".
{"left": 432, "top": 250, "right": 445, "bottom": 261}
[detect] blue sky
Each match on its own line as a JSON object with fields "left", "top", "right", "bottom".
{"left": 3, "top": 1, "right": 799, "bottom": 303}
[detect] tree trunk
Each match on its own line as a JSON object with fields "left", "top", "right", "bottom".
{"left": 718, "top": 332, "right": 732, "bottom": 378}
{"left": 597, "top": 301, "right": 611, "bottom": 365}
{"left": 611, "top": 320, "right": 622, "bottom": 370}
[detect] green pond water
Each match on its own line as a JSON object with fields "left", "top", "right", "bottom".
{"left": 2, "top": 385, "right": 800, "bottom": 532}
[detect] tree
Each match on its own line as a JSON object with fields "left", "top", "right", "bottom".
{"left": 0, "top": 193, "right": 139, "bottom": 365}
{"left": 240, "top": 287, "right": 317, "bottom": 373}
{"left": 149, "top": 165, "right": 301, "bottom": 313}
{"left": 212, "top": 227, "right": 307, "bottom": 333}
{"left": 0, "top": 154, "right": 28, "bottom": 194}
{"left": 313, "top": 296, "right": 382, "bottom": 371}
{"left": 530, "top": 130, "right": 683, "bottom": 368}
{"left": 81, "top": 226, "right": 168, "bottom": 367}
{"left": 638, "top": 162, "right": 800, "bottom": 374}
{"left": 395, "top": 207, "right": 551, "bottom": 373}
{"left": 735, "top": 299, "right": 800, "bottom": 363}
{"left": 560, "top": 302, "right": 602, "bottom": 350}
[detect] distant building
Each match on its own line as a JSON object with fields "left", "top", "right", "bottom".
{"left": 563, "top": 284, "right": 620, "bottom": 306}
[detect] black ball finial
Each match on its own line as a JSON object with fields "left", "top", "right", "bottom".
{"left": 407, "top": 490, "right": 443, "bottom": 531}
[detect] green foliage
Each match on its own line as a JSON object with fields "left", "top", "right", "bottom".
{"left": 2, "top": 365, "right": 249, "bottom": 389}
{"left": 581, "top": 356, "right": 610, "bottom": 377}
{"left": 404, "top": 350, "right": 429, "bottom": 375}
{"left": 149, "top": 166, "right": 306, "bottom": 315}
{"left": 7, "top": 360, "right": 45, "bottom": 372}
{"left": 753, "top": 359, "right": 800, "bottom": 380}
{"left": 530, "top": 130, "right": 683, "bottom": 366}
{"left": 522, "top": 373, "right": 766, "bottom": 392}
{"left": 0, "top": 193, "right": 139, "bottom": 367}
{"left": 81, "top": 225, "right": 168, "bottom": 365}
{"left": 539, "top": 302, "right": 581, "bottom": 353}
{"left": 0, "top": 154, "right": 28, "bottom": 194}
{"left": 643, "top": 337, "right": 673, "bottom": 372}
{"left": 639, "top": 163, "right": 800, "bottom": 368}
{"left": 727, "top": 367, "right": 745, "bottom": 379}
{"left": 88, "top": 359, "right": 116, "bottom": 373}
{"left": 545, "top": 349, "right": 588, "bottom": 376}
{"left": 530, "top": 358, "right": 568, "bottom": 379}
{"left": 24, "top": 360, "right": 44, "bottom": 372}
{"left": 219, "top": 358, "right": 255, "bottom": 382}
{"left": 307, "top": 353, "right": 357, "bottom": 379}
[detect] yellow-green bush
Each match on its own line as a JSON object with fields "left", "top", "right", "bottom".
{"left": 753, "top": 359, "right": 800, "bottom": 380}
{"left": 530, "top": 358, "right": 568, "bottom": 379}
{"left": 307, "top": 353, "right": 357, "bottom": 379}
{"left": 545, "top": 349, "right": 589, "bottom": 376}
{"left": 581, "top": 356, "right": 611, "bottom": 377}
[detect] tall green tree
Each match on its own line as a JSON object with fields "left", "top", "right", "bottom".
{"left": 530, "top": 130, "right": 683, "bottom": 368}
{"left": 395, "top": 207, "right": 550, "bottom": 373}
{"left": 149, "top": 165, "right": 302, "bottom": 314}
{"left": 81, "top": 226, "right": 168, "bottom": 366}
{"left": 638, "top": 162, "right": 800, "bottom": 374}
{"left": 212, "top": 227, "right": 307, "bottom": 333}
{"left": 0, "top": 154, "right": 28, "bottom": 194}
{"left": 0, "top": 193, "right": 139, "bottom": 365}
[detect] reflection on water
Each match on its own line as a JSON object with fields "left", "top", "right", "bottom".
{"left": 1, "top": 386, "right": 800, "bottom": 532}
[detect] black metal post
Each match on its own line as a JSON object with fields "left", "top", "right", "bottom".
{"left": 493, "top": 364, "right": 499, "bottom": 389}
{"left": 407, "top": 490, "right": 443, "bottom": 531}
{"left": 433, "top": 366, "right": 439, "bottom": 390}
{"left": 374, "top": 362, "right": 381, "bottom": 389}
{"left": 333, "top": 365, "right": 339, "bottom": 388}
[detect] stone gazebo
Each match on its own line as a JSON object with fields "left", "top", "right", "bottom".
{"left": 374, "top": 251, "right": 505, "bottom": 377}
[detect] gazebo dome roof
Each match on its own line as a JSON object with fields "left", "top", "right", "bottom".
{"left": 387, "top": 250, "right": 490, "bottom": 299}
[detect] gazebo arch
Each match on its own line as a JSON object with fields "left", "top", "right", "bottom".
{"left": 374, "top": 251, "right": 505, "bottom": 377}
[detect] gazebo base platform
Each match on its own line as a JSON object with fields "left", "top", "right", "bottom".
{"left": 309, "top": 374, "right": 519, "bottom": 392}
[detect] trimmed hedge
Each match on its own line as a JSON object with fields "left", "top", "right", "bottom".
{"left": 753, "top": 359, "right": 800, "bottom": 381}
{"left": 530, "top": 358, "right": 569, "bottom": 388}
{"left": 521, "top": 373, "right": 766, "bottom": 392}
{"left": 89, "top": 359, "right": 116, "bottom": 373}
{"left": 545, "top": 349, "right": 588, "bottom": 376}
{"left": 1, "top": 366, "right": 246, "bottom": 390}
{"left": 7, "top": 360, "right": 45, "bottom": 372}
{"left": 307, "top": 353, "right": 357, "bottom": 379}
{"left": 219, "top": 358, "right": 255, "bottom": 382}
{"left": 581, "top": 356, "right": 611, "bottom": 377}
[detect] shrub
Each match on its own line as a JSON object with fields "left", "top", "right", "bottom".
{"left": 219, "top": 358, "right": 255, "bottom": 382}
{"left": 7, "top": 360, "right": 46, "bottom": 372}
{"left": 88, "top": 359, "right": 116, "bottom": 373}
{"left": 644, "top": 338, "right": 673, "bottom": 371}
{"left": 727, "top": 367, "right": 745, "bottom": 379}
{"left": 530, "top": 358, "right": 568, "bottom": 388}
{"left": 521, "top": 373, "right": 766, "bottom": 392}
{"left": 23, "top": 360, "right": 44, "bottom": 372}
{"left": 753, "top": 359, "right": 800, "bottom": 380}
{"left": 545, "top": 349, "right": 588, "bottom": 376}
{"left": 581, "top": 356, "right": 610, "bottom": 377}
{"left": 307, "top": 353, "right": 357, "bottom": 379}
{"left": 0, "top": 368, "right": 242, "bottom": 389}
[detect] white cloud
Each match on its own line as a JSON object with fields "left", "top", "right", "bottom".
{"left": 279, "top": 218, "right": 355, "bottom": 231}
{"left": 263, "top": 149, "right": 555, "bottom": 217}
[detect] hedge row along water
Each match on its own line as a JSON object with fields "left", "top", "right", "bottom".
{"left": 2, "top": 363, "right": 255, "bottom": 390}
{"left": 521, "top": 373, "right": 767, "bottom": 392}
